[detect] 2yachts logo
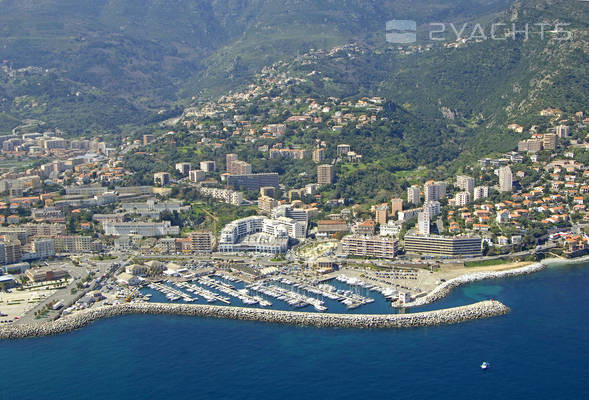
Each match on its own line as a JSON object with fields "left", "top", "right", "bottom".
{"left": 385, "top": 20, "right": 417, "bottom": 43}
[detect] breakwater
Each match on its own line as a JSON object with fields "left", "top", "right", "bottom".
{"left": 401, "top": 262, "right": 547, "bottom": 308}
{"left": 0, "top": 300, "right": 509, "bottom": 339}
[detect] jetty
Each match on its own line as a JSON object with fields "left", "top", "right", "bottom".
{"left": 0, "top": 300, "right": 509, "bottom": 340}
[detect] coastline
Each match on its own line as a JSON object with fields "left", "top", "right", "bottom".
{"left": 401, "top": 255, "right": 589, "bottom": 308}
{"left": 0, "top": 300, "right": 509, "bottom": 340}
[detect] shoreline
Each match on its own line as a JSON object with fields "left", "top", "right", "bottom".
{"left": 401, "top": 255, "right": 589, "bottom": 308}
{"left": 0, "top": 300, "right": 509, "bottom": 340}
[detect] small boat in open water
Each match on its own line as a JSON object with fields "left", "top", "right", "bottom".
{"left": 481, "top": 362, "right": 489, "bottom": 370}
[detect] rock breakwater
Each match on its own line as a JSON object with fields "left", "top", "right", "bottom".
{"left": 0, "top": 300, "right": 509, "bottom": 339}
{"left": 402, "top": 262, "right": 546, "bottom": 308}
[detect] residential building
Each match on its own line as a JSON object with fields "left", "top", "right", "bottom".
{"left": 153, "top": 172, "right": 170, "bottom": 186}
{"left": 556, "top": 125, "right": 570, "bottom": 138}
{"left": 390, "top": 198, "right": 403, "bottom": 217}
{"left": 312, "top": 148, "right": 325, "bottom": 163}
{"left": 199, "top": 161, "right": 216, "bottom": 172}
{"left": 341, "top": 235, "right": 399, "bottom": 259}
{"left": 499, "top": 166, "right": 513, "bottom": 192}
{"left": 424, "top": 181, "right": 446, "bottom": 201}
{"left": 473, "top": 186, "right": 489, "bottom": 201}
{"left": 190, "top": 231, "right": 213, "bottom": 253}
{"left": 189, "top": 170, "right": 206, "bottom": 182}
{"left": 407, "top": 185, "right": 420, "bottom": 205}
{"left": 417, "top": 212, "right": 430, "bottom": 235}
{"left": 175, "top": 162, "right": 191, "bottom": 175}
{"left": 404, "top": 235, "right": 482, "bottom": 257}
{"left": 258, "top": 196, "right": 279, "bottom": 215}
{"left": 375, "top": 204, "right": 388, "bottom": 225}
{"left": 454, "top": 191, "right": 471, "bottom": 207}
{"left": 456, "top": 175, "right": 475, "bottom": 194}
{"left": 317, "top": 164, "right": 335, "bottom": 185}
{"left": 543, "top": 133, "right": 557, "bottom": 151}
{"left": 227, "top": 173, "right": 279, "bottom": 190}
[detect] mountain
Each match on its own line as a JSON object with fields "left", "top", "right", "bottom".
{"left": 0, "top": 0, "right": 513, "bottom": 134}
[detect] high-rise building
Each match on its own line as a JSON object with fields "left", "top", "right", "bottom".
{"left": 423, "top": 201, "right": 441, "bottom": 217}
{"left": 454, "top": 191, "right": 471, "bottom": 206}
{"left": 556, "top": 125, "right": 570, "bottom": 138}
{"left": 543, "top": 133, "right": 557, "bottom": 151}
{"left": 499, "top": 166, "right": 513, "bottom": 192}
{"left": 424, "top": 181, "right": 446, "bottom": 201}
{"left": 341, "top": 235, "right": 398, "bottom": 259}
{"left": 417, "top": 212, "right": 430, "bottom": 235}
{"left": 317, "top": 164, "right": 335, "bottom": 185}
{"left": 473, "top": 186, "right": 489, "bottom": 201}
{"left": 375, "top": 204, "right": 388, "bottom": 225}
{"left": 390, "top": 198, "right": 403, "bottom": 217}
{"left": 226, "top": 153, "right": 238, "bottom": 172}
{"left": 456, "top": 175, "right": 475, "bottom": 194}
{"left": 190, "top": 231, "right": 213, "bottom": 253}
{"left": 312, "top": 148, "right": 325, "bottom": 163}
{"left": 227, "top": 173, "right": 279, "bottom": 191}
{"left": 407, "top": 185, "right": 420, "bottom": 205}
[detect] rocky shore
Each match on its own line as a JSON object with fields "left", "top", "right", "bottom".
{"left": 401, "top": 262, "right": 547, "bottom": 308}
{"left": 0, "top": 300, "right": 509, "bottom": 339}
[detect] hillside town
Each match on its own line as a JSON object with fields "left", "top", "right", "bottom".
{"left": 0, "top": 53, "right": 587, "bottom": 324}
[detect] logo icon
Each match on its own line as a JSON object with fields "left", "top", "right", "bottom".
{"left": 386, "top": 20, "right": 417, "bottom": 43}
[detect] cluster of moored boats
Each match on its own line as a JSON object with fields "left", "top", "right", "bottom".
{"left": 248, "top": 282, "right": 328, "bottom": 311}
{"left": 335, "top": 275, "right": 399, "bottom": 301}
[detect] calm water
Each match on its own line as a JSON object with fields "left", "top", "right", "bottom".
{"left": 2, "top": 262, "right": 588, "bottom": 400}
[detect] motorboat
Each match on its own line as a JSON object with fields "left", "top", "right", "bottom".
{"left": 481, "top": 362, "right": 489, "bottom": 370}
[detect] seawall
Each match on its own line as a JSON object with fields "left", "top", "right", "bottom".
{"left": 0, "top": 300, "right": 510, "bottom": 340}
{"left": 401, "top": 262, "right": 547, "bottom": 308}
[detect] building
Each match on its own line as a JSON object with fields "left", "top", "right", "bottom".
{"left": 417, "top": 212, "right": 430, "bottom": 235}
{"left": 227, "top": 173, "right": 279, "bottom": 191}
{"left": 102, "top": 221, "right": 180, "bottom": 237}
{"left": 380, "top": 221, "right": 402, "bottom": 237}
{"left": 190, "top": 231, "right": 213, "bottom": 253}
{"left": 143, "top": 134, "right": 154, "bottom": 145}
{"left": 199, "top": 161, "right": 216, "bottom": 172}
{"left": 175, "top": 162, "right": 191, "bottom": 176}
{"left": 454, "top": 191, "right": 471, "bottom": 207}
{"left": 473, "top": 186, "right": 489, "bottom": 201}
{"left": 312, "top": 148, "right": 325, "bottom": 163}
{"left": 543, "top": 133, "right": 557, "bottom": 151}
{"left": 189, "top": 170, "right": 206, "bottom": 182}
{"left": 404, "top": 235, "right": 482, "bottom": 257}
{"left": 407, "top": 185, "right": 420, "bottom": 205}
{"left": 317, "top": 220, "right": 349, "bottom": 235}
{"left": 226, "top": 153, "right": 238, "bottom": 172}
{"left": 25, "top": 267, "right": 68, "bottom": 283}
{"left": 317, "top": 164, "right": 335, "bottom": 185}
{"left": 53, "top": 236, "right": 93, "bottom": 253}
{"left": 271, "top": 204, "right": 309, "bottom": 229}
{"left": 341, "top": 235, "right": 399, "bottom": 259}
{"left": 556, "top": 125, "right": 570, "bottom": 138}
{"left": 153, "top": 172, "right": 170, "bottom": 186}
{"left": 499, "top": 166, "right": 513, "bottom": 192}
{"left": 262, "top": 217, "right": 306, "bottom": 240}
{"left": 424, "top": 181, "right": 446, "bottom": 201}
{"left": 456, "top": 175, "right": 475, "bottom": 194}
{"left": 375, "top": 204, "right": 388, "bottom": 225}
{"left": 31, "top": 238, "right": 56, "bottom": 259}
{"left": 0, "top": 240, "right": 22, "bottom": 264}
{"left": 423, "top": 201, "right": 441, "bottom": 217}
{"left": 390, "top": 198, "right": 403, "bottom": 217}
{"left": 258, "top": 196, "right": 279, "bottom": 215}
{"left": 355, "top": 220, "right": 376, "bottom": 235}
{"left": 518, "top": 139, "right": 543, "bottom": 153}
{"left": 336, "top": 144, "right": 351, "bottom": 156}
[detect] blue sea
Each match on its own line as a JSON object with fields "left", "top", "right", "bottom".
{"left": 2, "top": 262, "right": 589, "bottom": 400}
